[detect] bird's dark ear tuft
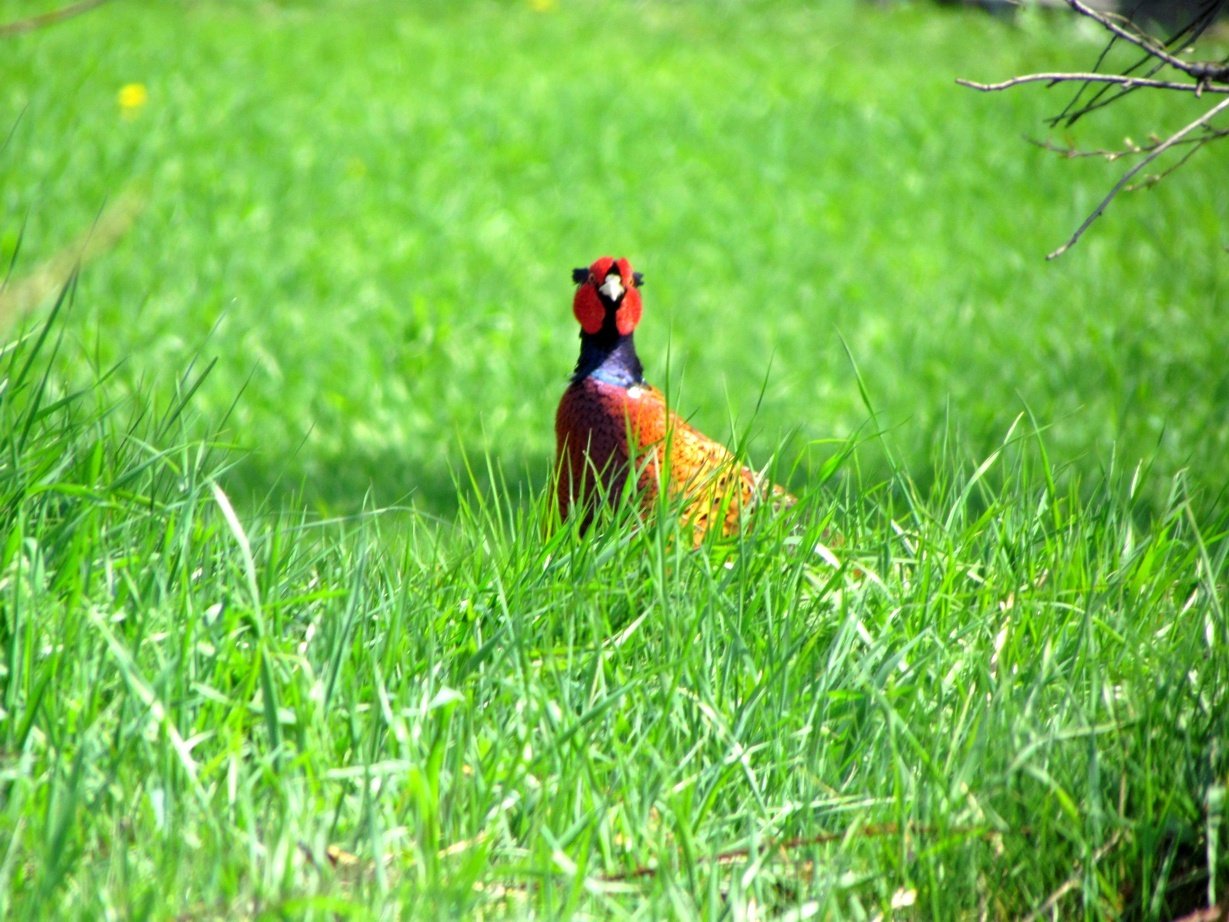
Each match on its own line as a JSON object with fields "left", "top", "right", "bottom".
{"left": 632, "top": 271, "right": 644, "bottom": 287}
{"left": 572, "top": 268, "right": 589, "bottom": 284}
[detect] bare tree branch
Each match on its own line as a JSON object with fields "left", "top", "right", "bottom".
{"left": 959, "top": 0, "right": 1229, "bottom": 257}
{"left": 1053, "top": 0, "right": 1229, "bottom": 126}
{"left": 1123, "top": 137, "right": 1209, "bottom": 190}
{"left": 1027, "top": 125, "right": 1229, "bottom": 160}
{"left": 958, "top": 73, "right": 1229, "bottom": 94}
{"left": 1046, "top": 95, "right": 1229, "bottom": 259}
{"left": 1062, "top": 0, "right": 1229, "bottom": 83}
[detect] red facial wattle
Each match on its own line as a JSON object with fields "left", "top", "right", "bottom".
{"left": 615, "top": 284, "right": 641, "bottom": 336}
{"left": 573, "top": 282, "right": 605, "bottom": 334}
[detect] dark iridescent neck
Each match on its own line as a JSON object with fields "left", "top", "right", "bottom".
{"left": 571, "top": 329, "right": 644, "bottom": 388}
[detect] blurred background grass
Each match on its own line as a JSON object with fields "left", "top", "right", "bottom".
{"left": 2, "top": 0, "right": 1226, "bottom": 518}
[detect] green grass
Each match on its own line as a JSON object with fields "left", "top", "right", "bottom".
{"left": 2, "top": 0, "right": 1227, "bottom": 918}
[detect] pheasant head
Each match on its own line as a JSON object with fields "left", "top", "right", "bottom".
{"left": 571, "top": 256, "right": 645, "bottom": 339}
{"left": 569, "top": 256, "right": 646, "bottom": 387}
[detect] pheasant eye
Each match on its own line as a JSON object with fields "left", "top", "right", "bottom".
{"left": 571, "top": 268, "right": 589, "bottom": 284}
{"left": 632, "top": 272, "right": 644, "bottom": 287}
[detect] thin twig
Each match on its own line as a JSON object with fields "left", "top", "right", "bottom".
{"left": 1124, "top": 137, "right": 1210, "bottom": 191}
{"left": 598, "top": 825, "right": 909, "bottom": 882}
{"left": 1055, "top": 14, "right": 1140, "bottom": 127}
{"left": 957, "top": 73, "right": 1229, "bottom": 95}
{"left": 1028, "top": 136, "right": 1154, "bottom": 160}
{"left": 1027, "top": 125, "right": 1229, "bottom": 160}
{"left": 1051, "top": 0, "right": 1229, "bottom": 127}
{"left": 0, "top": 0, "right": 110, "bottom": 37}
{"left": 1020, "top": 831, "right": 1124, "bottom": 922}
{"left": 1063, "top": 0, "right": 1229, "bottom": 82}
{"left": 1047, "top": 95, "right": 1229, "bottom": 259}
{"left": 596, "top": 823, "right": 1037, "bottom": 883}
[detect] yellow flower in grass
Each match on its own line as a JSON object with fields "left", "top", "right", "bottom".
{"left": 529, "top": 0, "right": 557, "bottom": 11}
{"left": 118, "top": 82, "right": 148, "bottom": 116}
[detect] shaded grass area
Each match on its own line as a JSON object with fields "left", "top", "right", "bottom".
{"left": 1, "top": 0, "right": 1226, "bottom": 518}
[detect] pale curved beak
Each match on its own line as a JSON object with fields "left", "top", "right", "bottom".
{"left": 598, "top": 273, "right": 625, "bottom": 302}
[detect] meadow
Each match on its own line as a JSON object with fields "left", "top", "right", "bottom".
{"left": 1, "top": 0, "right": 1227, "bottom": 917}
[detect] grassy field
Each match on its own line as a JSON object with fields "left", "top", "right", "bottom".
{"left": 2, "top": 0, "right": 1228, "bottom": 918}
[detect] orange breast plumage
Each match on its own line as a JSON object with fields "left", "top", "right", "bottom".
{"left": 555, "top": 376, "right": 784, "bottom": 539}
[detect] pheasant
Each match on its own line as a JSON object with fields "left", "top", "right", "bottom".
{"left": 554, "top": 256, "right": 794, "bottom": 541}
